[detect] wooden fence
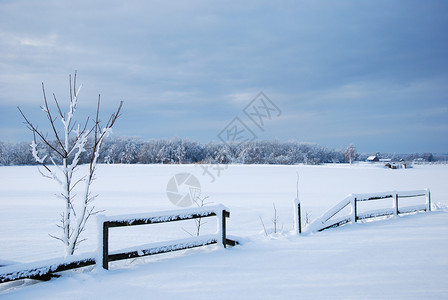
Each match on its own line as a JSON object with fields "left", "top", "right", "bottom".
{"left": 100, "top": 205, "right": 237, "bottom": 270}
{"left": 0, "top": 205, "right": 237, "bottom": 283}
{"left": 295, "top": 189, "right": 431, "bottom": 233}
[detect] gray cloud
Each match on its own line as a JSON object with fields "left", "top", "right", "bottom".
{"left": 1, "top": 0, "right": 447, "bottom": 153}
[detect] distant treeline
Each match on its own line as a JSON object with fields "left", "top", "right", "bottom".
{"left": 0, "top": 137, "right": 444, "bottom": 166}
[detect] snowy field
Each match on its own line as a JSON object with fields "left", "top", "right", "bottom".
{"left": 1, "top": 163, "right": 448, "bottom": 299}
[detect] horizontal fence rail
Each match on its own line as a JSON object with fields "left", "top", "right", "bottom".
{"left": 99, "top": 204, "right": 237, "bottom": 270}
{"left": 295, "top": 189, "right": 431, "bottom": 234}
{"left": 0, "top": 254, "right": 96, "bottom": 283}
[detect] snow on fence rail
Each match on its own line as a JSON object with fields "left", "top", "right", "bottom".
{"left": 0, "top": 205, "right": 237, "bottom": 283}
{"left": 0, "top": 254, "right": 96, "bottom": 283}
{"left": 294, "top": 189, "right": 431, "bottom": 234}
{"left": 99, "top": 204, "right": 237, "bottom": 270}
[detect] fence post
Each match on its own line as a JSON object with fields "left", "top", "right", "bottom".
{"left": 394, "top": 193, "right": 399, "bottom": 216}
{"left": 354, "top": 197, "right": 358, "bottom": 223}
{"left": 350, "top": 195, "right": 357, "bottom": 223}
{"left": 293, "top": 198, "right": 301, "bottom": 234}
{"left": 426, "top": 189, "right": 431, "bottom": 212}
{"left": 102, "top": 222, "right": 109, "bottom": 270}
{"left": 221, "top": 209, "right": 227, "bottom": 248}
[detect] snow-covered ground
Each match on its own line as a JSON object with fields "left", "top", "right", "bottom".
{"left": 1, "top": 163, "right": 447, "bottom": 299}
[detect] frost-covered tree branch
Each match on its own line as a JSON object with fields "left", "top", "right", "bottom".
{"left": 18, "top": 71, "right": 123, "bottom": 256}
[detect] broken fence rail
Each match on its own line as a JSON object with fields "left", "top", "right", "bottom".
{"left": 0, "top": 254, "right": 96, "bottom": 283}
{"left": 295, "top": 189, "right": 431, "bottom": 233}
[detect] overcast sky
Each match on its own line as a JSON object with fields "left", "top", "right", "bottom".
{"left": 1, "top": 0, "right": 447, "bottom": 153}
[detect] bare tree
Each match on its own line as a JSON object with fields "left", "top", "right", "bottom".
{"left": 259, "top": 216, "right": 268, "bottom": 237}
{"left": 272, "top": 203, "right": 278, "bottom": 234}
{"left": 296, "top": 171, "right": 299, "bottom": 199}
{"left": 181, "top": 193, "right": 211, "bottom": 237}
{"left": 18, "top": 72, "right": 123, "bottom": 256}
{"left": 192, "top": 194, "right": 210, "bottom": 236}
{"left": 259, "top": 203, "right": 280, "bottom": 236}
{"left": 344, "top": 144, "right": 357, "bottom": 165}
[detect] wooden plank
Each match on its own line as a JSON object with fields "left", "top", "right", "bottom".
{"left": 398, "top": 194, "right": 426, "bottom": 199}
{"left": 108, "top": 239, "right": 218, "bottom": 262}
{"left": 106, "top": 212, "right": 218, "bottom": 228}
{"left": 221, "top": 210, "right": 227, "bottom": 248}
{"left": 394, "top": 194, "right": 399, "bottom": 216}
{"left": 0, "top": 257, "right": 96, "bottom": 284}
{"left": 356, "top": 195, "right": 394, "bottom": 202}
{"left": 399, "top": 206, "right": 427, "bottom": 214}
{"left": 323, "top": 202, "right": 350, "bottom": 223}
{"left": 318, "top": 218, "right": 351, "bottom": 232}
{"left": 225, "top": 239, "right": 239, "bottom": 247}
{"left": 357, "top": 211, "right": 394, "bottom": 220}
{"left": 103, "top": 223, "right": 109, "bottom": 270}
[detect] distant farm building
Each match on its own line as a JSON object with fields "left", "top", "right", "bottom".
{"left": 367, "top": 155, "right": 379, "bottom": 162}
